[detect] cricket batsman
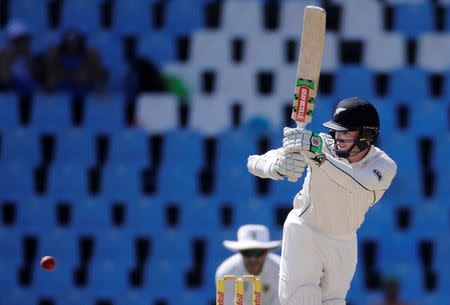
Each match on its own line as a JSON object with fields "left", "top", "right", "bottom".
{"left": 247, "top": 97, "right": 397, "bottom": 305}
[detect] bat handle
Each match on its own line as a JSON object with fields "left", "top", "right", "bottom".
{"left": 296, "top": 122, "right": 306, "bottom": 129}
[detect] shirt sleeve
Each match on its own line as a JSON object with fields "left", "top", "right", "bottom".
{"left": 318, "top": 152, "right": 397, "bottom": 192}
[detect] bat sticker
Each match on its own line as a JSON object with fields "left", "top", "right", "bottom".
{"left": 293, "top": 78, "right": 316, "bottom": 122}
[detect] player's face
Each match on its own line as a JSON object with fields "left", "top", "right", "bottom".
{"left": 240, "top": 249, "right": 268, "bottom": 276}
{"left": 334, "top": 131, "right": 360, "bottom": 151}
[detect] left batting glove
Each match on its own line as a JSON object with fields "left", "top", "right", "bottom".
{"left": 283, "top": 127, "right": 323, "bottom": 155}
{"left": 273, "top": 152, "right": 306, "bottom": 182}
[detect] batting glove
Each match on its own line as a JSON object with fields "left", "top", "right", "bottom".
{"left": 273, "top": 152, "right": 307, "bottom": 182}
{"left": 283, "top": 127, "right": 323, "bottom": 155}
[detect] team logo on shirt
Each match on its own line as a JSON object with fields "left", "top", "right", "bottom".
{"left": 373, "top": 169, "right": 383, "bottom": 181}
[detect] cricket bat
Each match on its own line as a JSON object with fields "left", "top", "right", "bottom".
{"left": 291, "top": 6, "right": 326, "bottom": 128}
{"left": 288, "top": 6, "right": 326, "bottom": 182}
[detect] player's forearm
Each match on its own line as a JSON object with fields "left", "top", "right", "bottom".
{"left": 318, "top": 154, "right": 397, "bottom": 192}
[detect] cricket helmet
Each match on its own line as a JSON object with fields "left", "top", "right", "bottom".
{"left": 323, "top": 97, "right": 379, "bottom": 157}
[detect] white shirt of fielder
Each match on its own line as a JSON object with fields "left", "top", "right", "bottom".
{"left": 215, "top": 225, "right": 282, "bottom": 305}
{"left": 216, "top": 252, "right": 281, "bottom": 305}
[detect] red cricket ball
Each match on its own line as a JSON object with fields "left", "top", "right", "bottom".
{"left": 40, "top": 256, "right": 56, "bottom": 271}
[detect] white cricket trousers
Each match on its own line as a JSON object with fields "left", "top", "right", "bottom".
{"left": 279, "top": 209, "right": 357, "bottom": 305}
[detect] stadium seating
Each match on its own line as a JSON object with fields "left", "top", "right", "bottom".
{"left": 1, "top": 1, "right": 450, "bottom": 304}
{"left": 0, "top": 92, "right": 19, "bottom": 132}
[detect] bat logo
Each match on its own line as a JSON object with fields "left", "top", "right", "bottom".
{"left": 311, "top": 136, "right": 321, "bottom": 146}
{"left": 294, "top": 79, "right": 315, "bottom": 122}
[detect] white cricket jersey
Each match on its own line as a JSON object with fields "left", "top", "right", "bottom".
{"left": 294, "top": 133, "right": 397, "bottom": 237}
{"left": 216, "top": 253, "right": 281, "bottom": 305}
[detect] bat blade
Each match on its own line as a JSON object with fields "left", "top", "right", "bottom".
{"left": 291, "top": 6, "right": 326, "bottom": 128}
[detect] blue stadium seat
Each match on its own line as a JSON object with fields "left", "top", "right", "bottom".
{"left": 334, "top": 66, "right": 374, "bottom": 99}
{"left": 32, "top": 29, "right": 60, "bottom": 53}
{"left": 61, "top": 0, "right": 102, "bottom": 33}
{"left": 37, "top": 228, "right": 77, "bottom": 266}
{"left": 145, "top": 235, "right": 188, "bottom": 296}
{"left": 408, "top": 101, "right": 447, "bottom": 136}
{"left": 358, "top": 200, "right": 396, "bottom": 239}
{"left": 0, "top": 228, "right": 22, "bottom": 265}
{"left": 422, "top": 293, "right": 447, "bottom": 305}
{"left": 165, "top": 0, "right": 204, "bottom": 35}
{"left": 268, "top": 176, "right": 303, "bottom": 204}
{"left": 72, "top": 196, "right": 110, "bottom": 234}
{"left": 149, "top": 231, "right": 191, "bottom": 294}
{"left": 234, "top": 197, "right": 274, "bottom": 227}
{"left": 216, "top": 164, "right": 254, "bottom": 201}
{"left": 378, "top": 232, "right": 418, "bottom": 268}
{"left": 307, "top": 97, "right": 336, "bottom": 132}
{"left": 371, "top": 99, "right": 397, "bottom": 135}
{"left": 138, "top": 31, "right": 175, "bottom": 68}
{"left": 101, "top": 163, "right": 141, "bottom": 199}
{"left": 116, "top": 291, "right": 156, "bottom": 305}
{"left": 216, "top": 128, "right": 258, "bottom": 168}
{"left": 108, "top": 129, "right": 150, "bottom": 168}
{"left": 47, "top": 163, "right": 88, "bottom": 198}
{"left": 393, "top": 3, "right": 433, "bottom": 39}
{"left": 31, "top": 93, "right": 72, "bottom": 133}
{"left": 380, "top": 132, "right": 421, "bottom": 202}
{"left": 84, "top": 95, "right": 125, "bottom": 134}
{"left": 434, "top": 134, "right": 450, "bottom": 201}
{"left": 182, "top": 196, "right": 220, "bottom": 235}
{"left": 32, "top": 229, "right": 76, "bottom": 296}
{"left": 160, "top": 129, "right": 204, "bottom": 169}
{"left": 9, "top": 0, "right": 47, "bottom": 34}
{"left": 88, "top": 32, "right": 127, "bottom": 89}
{"left": 383, "top": 262, "right": 422, "bottom": 302}
{"left": 412, "top": 202, "right": 449, "bottom": 240}
{"left": 389, "top": 67, "right": 428, "bottom": 101}
{"left": 127, "top": 196, "right": 165, "bottom": 234}
{"left": 158, "top": 165, "right": 198, "bottom": 201}
{"left": 113, "top": 0, "right": 156, "bottom": 35}
{"left": 442, "top": 71, "right": 450, "bottom": 100}
{"left": 14, "top": 196, "right": 57, "bottom": 234}
{"left": 145, "top": 258, "right": 185, "bottom": 300}
{"left": 435, "top": 237, "right": 450, "bottom": 295}
{"left": 88, "top": 258, "right": 129, "bottom": 299}
{"left": 54, "top": 128, "right": 96, "bottom": 167}
{"left": 180, "top": 289, "right": 211, "bottom": 305}
{"left": 0, "top": 161, "right": 34, "bottom": 198}
{"left": 0, "top": 252, "right": 20, "bottom": 292}
{"left": 93, "top": 229, "right": 133, "bottom": 263}
{"left": 0, "top": 93, "right": 19, "bottom": 132}
{"left": 2, "top": 128, "right": 40, "bottom": 166}
{"left": 1, "top": 286, "right": 34, "bottom": 305}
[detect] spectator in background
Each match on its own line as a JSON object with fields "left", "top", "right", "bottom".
{"left": 371, "top": 278, "right": 412, "bottom": 305}
{"left": 0, "top": 20, "right": 42, "bottom": 96}
{"left": 216, "top": 224, "right": 282, "bottom": 305}
{"left": 124, "top": 54, "right": 167, "bottom": 101}
{"left": 43, "top": 28, "right": 106, "bottom": 98}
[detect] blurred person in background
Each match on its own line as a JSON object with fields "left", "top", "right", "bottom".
{"left": 371, "top": 278, "right": 412, "bottom": 305}
{"left": 0, "top": 20, "right": 43, "bottom": 97}
{"left": 124, "top": 55, "right": 167, "bottom": 100}
{"left": 216, "top": 224, "right": 282, "bottom": 305}
{"left": 43, "top": 28, "right": 106, "bottom": 98}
